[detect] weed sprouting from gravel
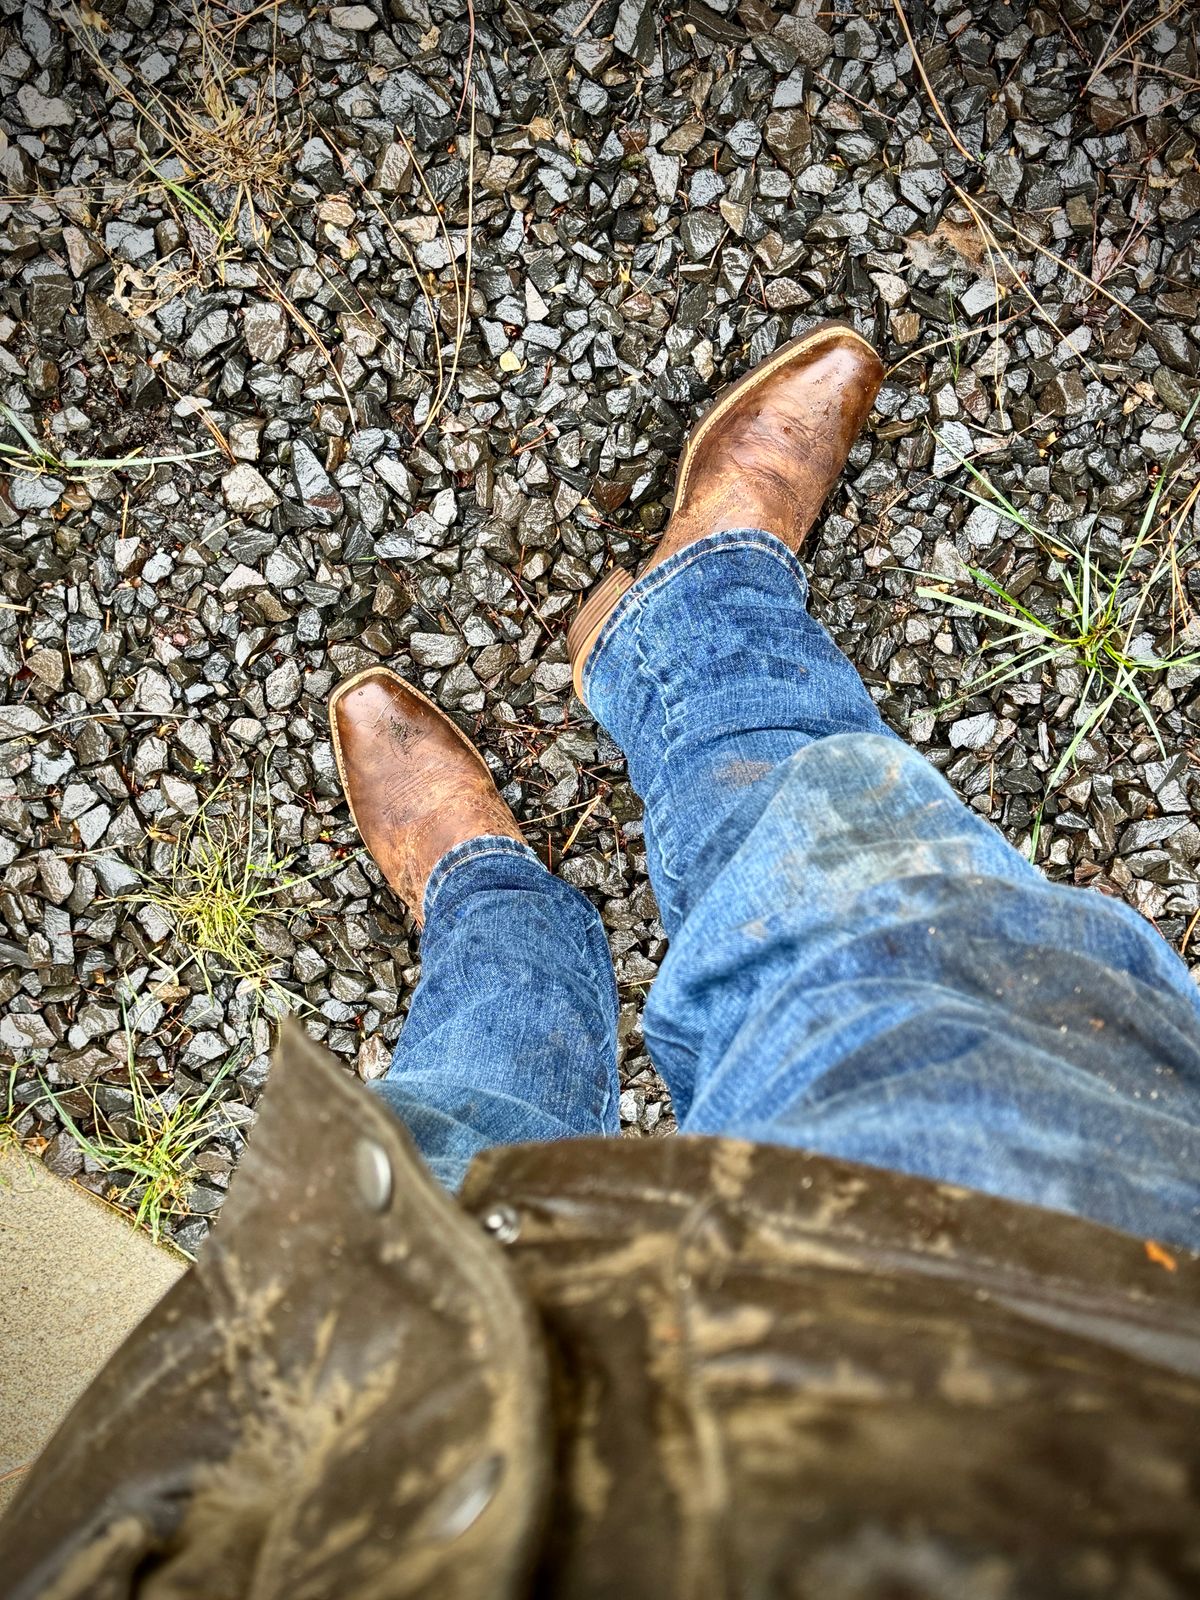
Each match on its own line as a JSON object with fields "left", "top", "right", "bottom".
{"left": 41, "top": 1029, "right": 236, "bottom": 1247}
{"left": 123, "top": 770, "right": 330, "bottom": 998}
{"left": 0, "top": 1065, "right": 33, "bottom": 1177}
{"left": 327, "top": 97, "right": 479, "bottom": 443}
{"left": 68, "top": 0, "right": 297, "bottom": 249}
{"left": 0, "top": 399, "right": 218, "bottom": 483}
{"left": 920, "top": 402, "right": 1200, "bottom": 855}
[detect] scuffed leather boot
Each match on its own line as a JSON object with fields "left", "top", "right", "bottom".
{"left": 567, "top": 320, "right": 884, "bottom": 698}
{"left": 329, "top": 666, "right": 524, "bottom": 923}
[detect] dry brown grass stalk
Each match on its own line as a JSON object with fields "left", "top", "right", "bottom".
{"left": 951, "top": 184, "right": 1156, "bottom": 339}
{"left": 67, "top": 0, "right": 296, "bottom": 247}
{"left": 325, "top": 99, "right": 477, "bottom": 444}
{"left": 1082, "top": 0, "right": 1188, "bottom": 95}
{"left": 890, "top": 0, "right": 978, "bottom": 165}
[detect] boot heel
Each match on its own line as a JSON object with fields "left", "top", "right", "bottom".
{"left": 567, "top": 569, "right": 635, "bottom": 702}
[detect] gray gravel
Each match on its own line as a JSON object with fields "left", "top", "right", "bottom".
{"left": 1, "top": 0, "right": 1198, "bottom": 1249}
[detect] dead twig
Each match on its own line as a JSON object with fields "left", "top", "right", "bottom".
{"left": 950, "top": 184, "right": 1156, "bottom": 338}
{"left": 561, "top": 791, "right": 604, "bottom": 858}
{"left": 457, "top": 0, "right": 475, "bottom": 118}
{"left": 886, "top": 309, "right": 1024, "bottom": 375}
{"left": 570, "top": 0, "right": 606, "bottom": 39}
{"left": 890, "top": 0, "right": 979, "bottom": 165}
{"left": 1082, "top": 0, "right": 1187, "bottom": 96}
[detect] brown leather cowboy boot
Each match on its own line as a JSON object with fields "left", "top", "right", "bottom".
{"left": 329, "top": 666, "right": 524, "bottom": 924}
{"left": 566, "top": 320, "right": 884, "bottom": 699}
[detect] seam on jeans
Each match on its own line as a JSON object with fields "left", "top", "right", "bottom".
{"left": 627, "top": 593, "right": 689, "bottom": 914}
{"left": 584, "top": 914, "right": 621, "bottom": 1132}
{"left": 554, "top": 904, "right": 620, "bottom": 1130}
{"left": 422, "top": 836, "right": 539, "bottom": 922}
{"left": 582, "top": 529, "right": 810, "bottom": 701}
{"left": 642, "top": 1003, "right": 703, "bottom": 1125}
{"left": 583, "top": 531, "right": 811, "bottom": 907}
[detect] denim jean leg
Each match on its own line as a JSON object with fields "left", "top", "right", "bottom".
{"left": 583, "top": 530, "right": 899, "bottom": 932}
{"left": 372, "top": 836, "right": 619, "bottom": 1190}
{"left": 583, "top": 529, "right": 1200, "bottom": 1246}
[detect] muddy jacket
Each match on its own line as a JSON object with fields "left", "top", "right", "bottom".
{"left": 3, "top": 1023, "right": 1200, "bottom": 1600}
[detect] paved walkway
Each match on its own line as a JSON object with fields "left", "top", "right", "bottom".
{"left": 0, "top": 1147, "right": 184, "bottom": 1516}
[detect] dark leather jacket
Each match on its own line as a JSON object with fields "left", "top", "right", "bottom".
{"left": 3, "top": 1023, "right": 1200, "bottom": 1599}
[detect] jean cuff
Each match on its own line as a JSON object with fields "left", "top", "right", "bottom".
{"left": 422, "top": 835, "right": 543, "bottom": 924}
{"left": 580, "top": 527, "right": 810, "bottom": 702}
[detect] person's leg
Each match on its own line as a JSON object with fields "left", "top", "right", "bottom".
{"left": 329, "top": 669, "right": 618, "bottom": 1190}
{"left": 567, "top": 315, "right": 1200, "bottom": 1248}
{"left": 373, "top": 837, "right": 618, "bottom": 1190}
{"left": 585, "top": 528, "right": 1200, "bottom": 1248}
{"left": 588, "top": 531, "right": 1200, "bottom": 1241}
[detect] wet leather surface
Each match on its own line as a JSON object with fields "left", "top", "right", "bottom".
{"left": 5, "top": 1024, "right": 1200, "bottom": 1599}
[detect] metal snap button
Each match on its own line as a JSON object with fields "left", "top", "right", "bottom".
{"left": 479, "top": 1204, "right": 521, "bottom": 1244}
{"left": 355, "top": 1138, "right": 393, "bottom": 1213}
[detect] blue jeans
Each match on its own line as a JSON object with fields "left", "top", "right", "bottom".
{"left": 376, "top": 530, "right": 1200, "bottom": 1249}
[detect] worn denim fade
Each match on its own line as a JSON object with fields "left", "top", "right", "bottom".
{"left": 374, "top": 530, "right": 1200, "bottom": 1248}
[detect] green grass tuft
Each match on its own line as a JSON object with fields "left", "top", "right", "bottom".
{"left": 918, "top": 400, "right": 1200, "bottom": 857}
{"left": 122, "top": 768, "right": 330, "bottom": 998}
{"left": 41, "top": 1030, "right": 236, "bottom": 1248}
{"left": 0, "top": 1066, "right": 35, "bottom": 1183}
{"left": 0, "top": 400, "right": 217, "bottom": 483}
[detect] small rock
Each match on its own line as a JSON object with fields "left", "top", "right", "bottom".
{"left": 0, "top": 1011, "right": 55, "bottom": 1052}
{"left": 105, "top": 221, "right": 156, "bottom": 263}
{"left": 265, "top": 550, "right": 303, "bottom": 587}
{"left": 291, "top": 440, "right": 343, "bottom": 526}
{"left": 62, "top": 225, "right": 104, "bottom": 278}
{"left": 27, "top": 648, "right": 65, "bottom": 690}
{"left": 950, "top": 712, "right": 999, "bottom": 750}
{"left": 525, "top": 279, "right": 549, "bottom": 322}
{"left": 1148, "top": 324, "right": 1198, "bottom": 378}
{"left": 184, "top": 1031, "right": 228, "bottom": 1068}
{"left": 959, "top": 279, "right": 1000, "bottom": 318}
{"left": 764, "top": 108, "right": 810, "bottom": 161}
{"left": 9, "top": 475, "right": 64, "bottom": 511}
{"left": 221, "top": 563, "right": 266, "bottom": 596}
{"left": 680, "top": 212, "right": 725, "bottom": 260}
{"left": 964, "top": 505, "right": 1000, "bottom": 548}
{"left": 0, "top": 701, "right": 48, "bottom": 736}
{"left": 1039, "top": 371, "right": 1087, "bottom": 418}
{"left": 330, "top": 3, "right": 376, "bottom": 26}
{"left": 133, "top": 667, "right": 174, "bottom": 713}
{"left": 646, "top": 150, "right": 681, "bottom": 205}
{"left": 409, "top": 632, "right": 466, "bottom": 669}
{"left": 184, "top": 309, "right": 233, "bottom": 361}
{"left": 356, "top": 1037, "right": 392, "bottom": 1080}
{"left": 228, "top": 418, "right": 263, "bottom": 461}
{"left": 932, "top": 422, "right": 974, "bottom": 477}
{"left": 16, "top": 85, "right": 72, "bottom": 129}
{"left": 375, "top": 142, "right": 412, "bottom": 194}
{"left": 242, "top": 301, "right": 288, "bottom": 364}
{"left": 265, "top": 659, "right": 302, "bottom": 710}
{"left": 93, "top": 856, "right": 140, "bottom": 895}
{"left": 726, "top": 119, "right": 762, "bottom": 162}
{"left": 222, "top": 462, "right": 279, "bottom": 517}
{"left": 114, "top": 536, "right": 142, "bottom": 573}
{"left": 775, "top": 14, "right": 832, "bottom": 68}
{"left": 613, "top": 0, "right": 654, "bottom": 64}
